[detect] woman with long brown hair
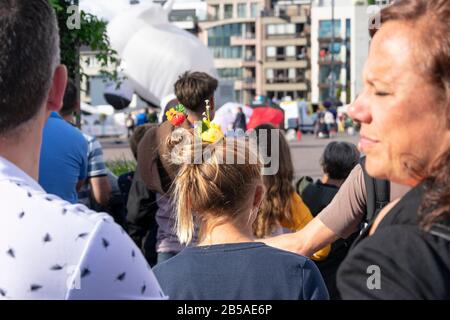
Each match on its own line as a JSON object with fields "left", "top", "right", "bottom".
{"left": 252, "top": 124, "right": 330, "bottom": 261}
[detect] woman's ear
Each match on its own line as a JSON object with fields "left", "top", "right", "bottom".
{"left": 253, "top": 183, "right": 265, "bottom": 209}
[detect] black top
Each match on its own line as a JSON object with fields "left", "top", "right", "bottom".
{"left": 153, "top": 242, "right": 329, "bottom": 300}
{"left": 337, "top": 184, "right": 450, "bottom": 299}
{"left": 301, "top": 180, "right": 339, "bottom": 217}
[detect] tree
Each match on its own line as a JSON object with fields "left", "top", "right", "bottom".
{"left": 50, "top": 0, "right": 119, "bottom": 82}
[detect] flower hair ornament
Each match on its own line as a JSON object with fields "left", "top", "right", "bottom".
{"left": 166, "top": 104, "right": 188, "bottom": 126}
{"left": 199, "top": 100, "right": 224, "bottom": 144}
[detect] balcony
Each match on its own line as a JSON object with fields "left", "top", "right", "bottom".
{"left": 242, "top": 77, "right": 256, "bottom": 90}
{"left": 266, "top": 77, "right": 306, "bottom": 84}
{"left": 318, "top": 54, "right": 343, "bottom": 65}
{"left": 230, "top": 34, "right": 256, "bottom": 46}
{"left": 241, "top": 56, "right": 256, "bottom": 68}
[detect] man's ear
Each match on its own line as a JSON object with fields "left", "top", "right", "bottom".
{"left": 47, "top": 65, "right": 68, "bottom": 112}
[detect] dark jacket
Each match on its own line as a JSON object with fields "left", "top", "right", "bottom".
{"left": 337, "top": 183, "right": 450, "bottom": 299}
{"left": 232, "top": 112, "right": 247, "bottom": 132}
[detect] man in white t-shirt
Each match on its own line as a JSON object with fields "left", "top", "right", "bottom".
{"left": 0, "top": 0, "right": 164, "bottom": 300}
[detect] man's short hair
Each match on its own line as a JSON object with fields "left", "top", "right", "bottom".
{"left": 321, "top": 141, "right": 360, "bottom": 180}
{"left": 60, "top": 79, "right": 78, "bottom": 117}
{"left": 0, "top": 0, "right": 60, "bottom": 134}
{"left": 174, "top": 71, "right": 218, "bottom": 114}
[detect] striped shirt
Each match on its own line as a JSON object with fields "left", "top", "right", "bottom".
{"left": 78, "top": 134, "right": 109, "bottom": 208}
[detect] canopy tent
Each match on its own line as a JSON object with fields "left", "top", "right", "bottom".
{"left": 247, "top": 106, "right": 285, "bottom": 130}
{"left": 107, "top": 1, "right": 217, "bottom": 107}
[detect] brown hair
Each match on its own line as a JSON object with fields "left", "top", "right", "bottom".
{"left": 252, "top": 124, "right": 295, "bottom": 238}
{"left": 174, "top": 71, "right": 218, "bottom": 114}
{"left": 371, "top": 0, "right": 450, "bottom": 229}
{"left": 129, "top": 124, "right": 154, "bottom": 160}
{"left": 60, "top": 79, "right": 78, "bottom": 117}
{"left": 168, "top": 130, "right": 262, "bottom": 244}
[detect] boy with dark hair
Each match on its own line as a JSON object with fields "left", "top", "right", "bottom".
{"left": 127, "top": 71, "right": 218, "bottom": 265}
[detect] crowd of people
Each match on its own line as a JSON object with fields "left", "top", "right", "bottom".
{"left": 0, "top": 0, "right": 449, "bottom": 300}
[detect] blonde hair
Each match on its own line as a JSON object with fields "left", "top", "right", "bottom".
{"left": 167, "top": 129, "right": 263, "bottom": 244}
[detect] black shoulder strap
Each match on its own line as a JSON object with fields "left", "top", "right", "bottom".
{"left": 360, "top": 156, "right": 390, "bottom": 223}
{"left": 429, "top": 223, "right": 450, "bottom": 242}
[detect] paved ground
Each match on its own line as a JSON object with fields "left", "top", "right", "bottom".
{"left": 100, "top": 133, "right": 360, "bottom": 181}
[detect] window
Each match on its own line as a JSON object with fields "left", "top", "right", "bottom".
{"left": 267, "top": 24, "right": 276, "bottom": 35}
{"left": 319, "top": 20, "right": 341, "bottom": 38}
{"left": 250, "top": 3, "right": 259, "bottom": 18}
{"left": 286, "top": 24, "right": 296, "bottom": 34}
{"left": 266, "top": 46, "right": 276, "bottom": 58}
{"left": 238, "top": 3, "right": 247, "bottom": 18}
{"left": 288, "top": 68, "right": 296, "bottom": 79}
{"left": 276, "top": 24, "right": 286, "bottom": 35}
{"left": 211, "top": 5, "right": 220, "bottom": 19}
{"left": 346, "top": 19, "right": 351, "bottom": 38}
{"left": 286, "top": 46, "right": 296, "bottom": 57}
{"left": 266, "top": 69, "right": 274, "bottom": 79}
{"left": 224, "top": 4, "right": 233, "bottom": 19}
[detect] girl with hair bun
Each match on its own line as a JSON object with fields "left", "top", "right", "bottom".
{"left": 153, "top": 129, "right": 329, "bottom": 300}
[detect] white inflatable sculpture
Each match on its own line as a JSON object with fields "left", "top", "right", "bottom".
{"left": 107, "top": 0, "right": 217, "bottom": 107}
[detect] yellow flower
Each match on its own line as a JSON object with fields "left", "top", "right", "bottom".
{"left": 165, "top": 108, "right": 177, "bottom": 121}
{"left": 201, "top": 125, "right": 224, "bottom": 143}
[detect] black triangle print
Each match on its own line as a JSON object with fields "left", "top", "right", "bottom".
{"left": 141, "top": 284, "right": 146, "bottom": 295}
{"left": 75, "top": 232, "right": 89, "bottom": 241}
{"left": 30, "top": 284, "right": 42, "bottom": 292}
{"left": 0, "top": 288, "right": 6, "bottom": 297}
{"left": 45, "top": 197, "right": 53, "bottom": 202}
{"left": 43, "top": 233, "right": 52, "bottom": 243}
{"left": 6, "top": 248, "right": 15, "bottom": 258}
{"left": 18, "top": 211, "right": 25, "bottom": 219}
{"left": 102, "top": 238, "right": 110, "bottom": 249}
{"left": 115, "top": 272, "right": 126, "bottom": 281}
{"left": 131, "top": 250, "right": 136, "bottom": 258}
{"left": 81, "top": 267, "right": 91, "bottom": 278}
{"left": 50, "top": 264, "right": 64, "bottom": 271}
{"left": 27, "top": 192, "right": 32, "bottom": 198}
{"left": 62, "top": 208, "right": 68, "bottom": 215}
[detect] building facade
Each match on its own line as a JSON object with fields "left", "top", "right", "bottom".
{"left": 310, "top": 0, "right": 370, "bottom": 105}
{"left": 260, "top": 0, "right": 311, "bottom": 101}
{"left": 199, "top": 0, "right": 267, "bottom": 105}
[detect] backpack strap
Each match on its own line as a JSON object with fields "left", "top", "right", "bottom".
{"left": 429, "top": 223, "right": 450, "bottom": 242}
{"left": 360, "top": 156, "right": 390, "bottom": 223}
{"left": 296, "top": 176, "right": 314, "bottom": 196}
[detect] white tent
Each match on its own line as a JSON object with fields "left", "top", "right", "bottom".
{"left": 106, "top": 1, "right": 217, "bottom": 107}
{"left": 212, "top": 102, "right": 253, "bottom": 134}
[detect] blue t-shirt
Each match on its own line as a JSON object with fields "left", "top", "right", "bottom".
{"left": 39, "top": 112, "right": 88, "bottom": 204}
{"left": 153, "top": 242, "right": 329, "bottom": 300}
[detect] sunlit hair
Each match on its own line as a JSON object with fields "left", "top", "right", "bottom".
{"left": 252, "top": 124, "right": 294, "bottom": 238}
{"left": 371, "top": 0, "right": 450, "bottom": 229}
{"left": 167, "top": 129, "right": 263, "bottom": 244}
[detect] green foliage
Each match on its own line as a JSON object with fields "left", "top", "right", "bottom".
{"left": 106, "top": 158, "right": 137, "bottom": 177}
{"left": 50, "top": 0, "right": 119, "bottom": 82}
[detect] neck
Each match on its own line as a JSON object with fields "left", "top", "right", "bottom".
{"left": 197, "top": 218, "right": 254, "bottom": 246}
{"left": 0, "top": 106, "right": 49, "bottom": 180}
{"left": 321, "top": 174, "right": 343, "bottom": 188}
